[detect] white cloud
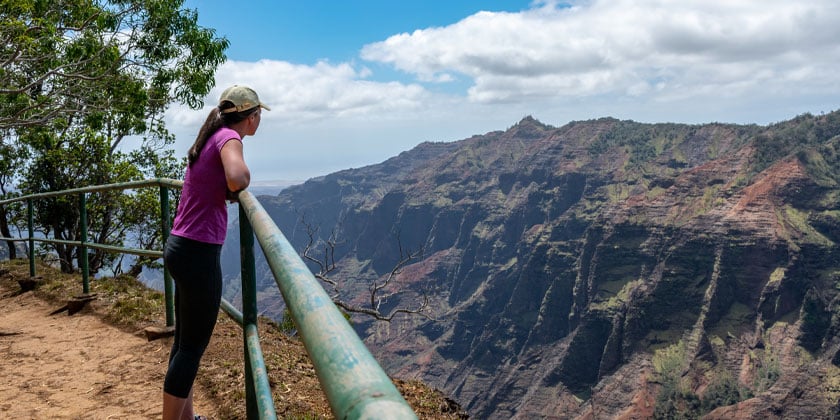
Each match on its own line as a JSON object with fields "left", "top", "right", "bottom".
{"left": 360, "top": 0, "right": 840, "bottom": 104}
{"left": 164, "top": 59, "right": 457, "bottom": 181}
{"left": 167, "top": 59, "right": 432, "bottom": 131}
{"left": 164, "top": 0, "right": 840, "bottom": 181}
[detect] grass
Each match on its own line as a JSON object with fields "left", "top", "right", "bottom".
{"left": 708, "top": 302, "right": 754, "bottom": 340}
{"left": 780, "top": 205, "right": 833, "bottom": 246}
{"left": 0, "top": 258, "right": 468, "bottom": 419}
{"left": 591, "top": 278, "right": 643, "bottom": 312}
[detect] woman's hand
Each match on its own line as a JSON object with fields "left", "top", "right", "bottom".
{"left": 226, "top": 189, "right": 241, "bottom": 202}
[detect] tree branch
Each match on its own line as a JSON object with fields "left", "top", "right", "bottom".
{"left": 298, "top": 216, "right": 431, "bottom": 322}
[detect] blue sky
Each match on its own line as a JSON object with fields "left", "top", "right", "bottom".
{"left": 184, "top": 1, "right": 533, "bottom": 64}
{"left": 164, "top": 0, "right": 840, "bottom": 183}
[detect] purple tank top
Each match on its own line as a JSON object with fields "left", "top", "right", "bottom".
{"left": 170, "top": 127, "right": 241, "bottom": 244}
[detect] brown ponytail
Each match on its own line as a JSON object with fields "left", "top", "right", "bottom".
{"left": 187, "top": 101, "right": 259, "bottom": 165}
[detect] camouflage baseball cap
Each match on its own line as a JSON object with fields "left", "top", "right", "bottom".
{"left": 219, "top": 85, "right": 271, "bottom": 113}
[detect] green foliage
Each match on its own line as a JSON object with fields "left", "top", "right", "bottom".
{"left": 652, "top": 344, "right": 752, "bottom": 417}
{"left": 1, "top": 0, "right": 226, "bottom": 275}
{"left": 95, "top": 274, "right": 166, "bottom": 327}
{"left": 653, "top": 340, "right": 687, "bottom": 382}
{"left": 652, "top": 341, "right": 702, "bottom": 419}
{"left": 0, "top": 137, "right": 28, "bottom": 195}
{"left": 14, "top": 125, "right": 182, "bottom": 273}
{"left": 654, "top": 384, "right": 701, "bottom": 420}
{"left": 587, "top": 121, "right": 690, "bottom": 167}
{"left": 279, "top": 307, "right": 297, "bottom": 335}
{"left": 798, "top": 148, "right": 837, "bottom": 188}
{"left": 798, "top": 289, "right": 831, "bottom": 352}
{"left": 1, "top": 0, "right": 228, "bottom": 130}
{"left": 700, "top": 370, "right": 751, "bottom": 413}
{"left": 589, "top": 121, "right": 652, "bottom": 158}
{"left": 754, "top": 349, "right": 781, "bottom": 393}
{"left": 752, "top": 112, "right": 840, "bottom": 176}
{"left": 277, "top": 306, "right": 351, "bottom": 336}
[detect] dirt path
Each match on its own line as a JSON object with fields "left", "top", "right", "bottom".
{"left": 0, "top": 285, "right": 218, "bottom": 419}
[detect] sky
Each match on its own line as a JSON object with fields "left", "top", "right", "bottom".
{"left": 161, "top": 0, "right": 840, "bottom": 183}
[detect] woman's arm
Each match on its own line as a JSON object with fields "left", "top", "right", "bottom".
{"left": 220, "top": 139, "right": 251, "bottom": 193}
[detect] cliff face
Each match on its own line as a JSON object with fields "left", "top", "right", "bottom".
{"left": 249, "top": 111, "right": 840, "bottom": 418}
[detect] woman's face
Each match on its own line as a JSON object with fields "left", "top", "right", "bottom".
{"left": 247, "top": 108, "right": 261, "bottom": 135}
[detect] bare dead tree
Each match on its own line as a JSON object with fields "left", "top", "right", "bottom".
{"left": 299, "top": 213, "right": 431, "bottom": 322}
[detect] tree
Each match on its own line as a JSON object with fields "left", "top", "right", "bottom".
{"left": 118, "top": 151, "right": 185, "bottom": 277}
{"left": 300, "top": 215, "right": 432, "bottom": 322}
{"left": 0, "top": 135, "right": 28, "bottom": 258}
{"left": 1, "top": 0, "right": 224, "bottom": 130}
{"left": 1, "top": 0, "right": 227, "bottom": 273}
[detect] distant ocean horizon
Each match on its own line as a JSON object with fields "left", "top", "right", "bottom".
{"left": 247, "top": 180, "right": 304, "bottom": 197}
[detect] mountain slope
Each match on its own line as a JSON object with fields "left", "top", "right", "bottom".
{"left": 244, "top": 111, "right": 840, "bottom": 418}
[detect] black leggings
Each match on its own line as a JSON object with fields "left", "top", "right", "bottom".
{"left": 162, "top": 234, "right": 223, "bottom": 398}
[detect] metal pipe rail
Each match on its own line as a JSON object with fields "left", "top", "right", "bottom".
{"left": 0, "top": 178, "right": 182, "bottom": 325}
{"left": 238, "top": 192, "right": 417, "bottom": 419}
{"left": 0, "top": 179, "right": 417, "bottom": 419}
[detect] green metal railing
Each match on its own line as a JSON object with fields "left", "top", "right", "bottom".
{"left": 0, "top": 179, "right": 181, "bottom": 324}
{"left": 0, "top": 179, "right": 417, "bottom": 419}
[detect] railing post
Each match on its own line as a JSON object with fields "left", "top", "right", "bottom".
{"left": 159, "top": 186, "right": 174, "bottom": 327}
{"left": 240, "top": 203, "right": 258, "bottom": 419}
{"left": 27, "top": 198, "right": 34, "bottom": 277}
{"left": 238, "top": 203, "right": 278, "bottom": 419}
{"left": 79, "top": 193, "right": 90, "bottom": 294}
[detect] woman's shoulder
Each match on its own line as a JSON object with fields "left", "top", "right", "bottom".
{"left": 209, "top": 127, "right": 242, "bottom": 151}
{"left": 212, "top": 126, "right": 241, "bottom": 142}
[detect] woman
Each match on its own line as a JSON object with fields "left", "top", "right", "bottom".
{"left": 162, "top": 85, "right": 269, "bottom": 420}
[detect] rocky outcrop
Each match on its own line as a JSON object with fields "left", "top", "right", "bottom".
{"left": 242, "top": 111, "right": 840, "bottom": 418}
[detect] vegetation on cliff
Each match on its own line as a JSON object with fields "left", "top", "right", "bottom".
{"left": 246, "top": 110, "right": 840, "bottom": 418}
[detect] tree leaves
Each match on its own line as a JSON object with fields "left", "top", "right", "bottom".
{"left": 1, "top": 0, "right": 227, "bottom": 275}
{"left": 1, "top": 0, "right": 228, "bottom": 130}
